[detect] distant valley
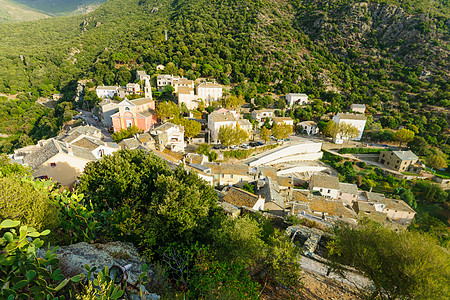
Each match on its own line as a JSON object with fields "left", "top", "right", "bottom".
{"left": 0, "top": 0, "right": 106, "bottom": 23}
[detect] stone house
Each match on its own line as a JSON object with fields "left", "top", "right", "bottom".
{"left": 337, "top": 182, "right": 360, "bottom": 205}
{"left": 378, "top": 150, "right": 419, "bottom": 173}
{"left": 177, "top": 87, "right": 198, "bottom": 110}
{"left": 223, "top": 187, "right": 265, "bottom": 211}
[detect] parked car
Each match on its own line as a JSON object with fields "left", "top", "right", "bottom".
{"left": 249, "top": 142, "right": 259, "bottom": 147}
{"left": 285, "top": 138, "right": 290, "bottom": 141}
{"left": 241, "top": 144, "right": 250, "bottom": 149}
{"left": 230, "top": 145, "right": 239, "bottom": 150}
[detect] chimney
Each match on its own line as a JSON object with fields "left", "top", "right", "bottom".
{"left": 65, "top": 142, "right": 73, "bottom": 155}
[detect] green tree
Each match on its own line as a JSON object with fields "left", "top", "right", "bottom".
{"left": 407, "top": 136, "right": 430, "bottom": 155}
{"left": 394, "top": 128, "right": 415, "bottom": 147}
{"left": 226, "top": 95, "right": 245, "bottom": 109}
{"left": 0, "top": 176, "right": 59, "bottom": 231}
{"left": 111, "top": 125, "right": 141, "bottom": 143}
{"left": 426, "top": 154, "right": 448, "bottom": 170}
{"left": 327, "top": 220, "right": 450, "bottom": 300}
{"left": 156, "top": 101, "right": 179, "bottom": 122}
{"left": 272, "top": 123, "right": 293, "bottom": 140}
{"left": 323, "top": 120, "right": 338, "bottom": 138}
{"left": 218, "top": 125, "right": 248, "bottom": 147}
{"left": 77, "top": 150, "right": 171, "bottom": 211}
{"left": 171, "top": 118, "right": 201, "bottom": 141}
{"left": 338, "top": 123, "right": 360, "bottom": 142}
{"left": 260, "top": 127, "right": 271, "bottom": 143}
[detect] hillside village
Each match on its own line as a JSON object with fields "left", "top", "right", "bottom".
{"left": 10, "top": 67, "right": 445, "bottom": 239}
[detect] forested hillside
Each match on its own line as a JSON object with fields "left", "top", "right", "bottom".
{"left": 0, "top": 0, "right": 448, "bottom": 151}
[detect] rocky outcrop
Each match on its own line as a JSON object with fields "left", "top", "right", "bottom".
{"left": 38, "top": 241, "right": 160, "bottom": 299}
{"left": 296, "top": 1, "right": 449, "bottom": 74}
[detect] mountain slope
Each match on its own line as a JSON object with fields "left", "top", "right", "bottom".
{"left": 0, "top": 0, "right": 49, "bottom": 23}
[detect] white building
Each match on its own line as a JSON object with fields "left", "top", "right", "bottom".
{"left": 251, "top": 109, "right": 275, "bottom": 122}
{"left": 298, "top": 121, "right": 319, "bottom": 135}
{"left": 156, "top": 74, "right": 180, "bottom": 92}
{"left": 178, "top": 87, "right": 198, "bottom": 110}
{"left": 208, "top": 112, "right": 237, "bottom": 143}
{"left": 309, "top": 174, "right": 340, "bottom": 199}
{"left": 136, "top": 70, "right": 149, "bottom": 81}
{"left": 332, "top": 113, "right": 367, "bottom": 141}
{"left": 151, "top": 122, "right": 185, "bottom": 152}
{"left": 237, "top": 119, "right": 253, "bottom": 139}
{"left": 98, "top": 99, "right": 119, "bottom": 127}
{"left": 286, "top": 93, "right": 309, "bottom": 108}
{"left": 96, "top": 86, "right": 119, "bottom": 99}
{"left": 196, "top": 82, "right": 223, "bottom": 104}
{"left": 351, "top": 104, "right": 366, "bottom": 114}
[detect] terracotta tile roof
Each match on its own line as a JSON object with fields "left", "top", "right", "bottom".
{"left": 223, "top": 187, "right": 259, "bottom": 208}
{"left": 204, "top": 162, "right": 249, "bottom": 176}
{"left": 384, "top": 198, "right": 416, "bottom": 213}
{"left": 309, "top": 174, "right": 340, "bottom": 190}
{"left": 308, "top": 197, "right": 357, "bottom": 219}
{"left": 210, "top": 112, "right": 236, "bottom": 122}
{"left": 131, "top": 98, "right": 153, "bottom": 106}
{"left": 71, "top": 137, "right": 102, "bottom": 151}
{"left": 22, "top": 140, "right": 60, "bottom": 169}
{"left": 339, "top": 183, "right": 359, "bottom": 194}
{"left": 337, "top": 113, "right": 367, "bottom": 121}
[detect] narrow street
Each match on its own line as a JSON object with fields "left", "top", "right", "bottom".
{"left": 78, "top": 109, "right": 114, "bottom": 142}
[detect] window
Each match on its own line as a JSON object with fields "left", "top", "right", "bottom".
{"left": 230, "top": 175, "right": 234, "bottom": 179}
{"left": 328, "top": 189, "right": 331, "bottom": 193}
{"left": 50, "top": 162, "right": 56, "bottom": 167}
{"left": 320, "top": 188, "right": 323, "bottom": 192}
{"left": 125, "top": 107, "right": 130, "bottom": 111}
{"left": 221, "top": 174, "right": 224, "bottom": 178}
{"left": 126, "top": 120, "right": 132, "bottom": 128}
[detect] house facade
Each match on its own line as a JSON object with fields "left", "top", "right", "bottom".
{"left": 98, "top": 99, "right": 119, "bottom": 127}
{"left": 286, "top": 93, "right": 309, "bottom": 107}
{"left": 298, "top": 121, "right": 319, "bottom": 135}
{"left": 111, "top": 98, "right": 157, "bottom": 132}
{"left": 378, "top": 150, "right": 419, "bottom": 172}
{"left": 151, "top": 122, "right": 185, "bottom": 152}
{"left": 207, "top": 112, "right": 237, "bottom": 143}
{"left": 309, "top": 174, "right": 340, "bottom": 199}
{"left": 196, "top": 82, "right": 223, "bottom": 103}
{"left": 178, "top": 87, "right": 198, "bottom": 110}
{"left": 96, "top": 86, "right": 119, "bottom": 99}
{"left": 332, "top": 113, "right": 367, "bottom": 141}
{"left": 251, "top": 109, "right": 275, "bottom": 122}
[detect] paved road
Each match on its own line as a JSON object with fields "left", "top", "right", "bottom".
{"left": 79, "top": 110, "right": 113, "bottom": 142}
